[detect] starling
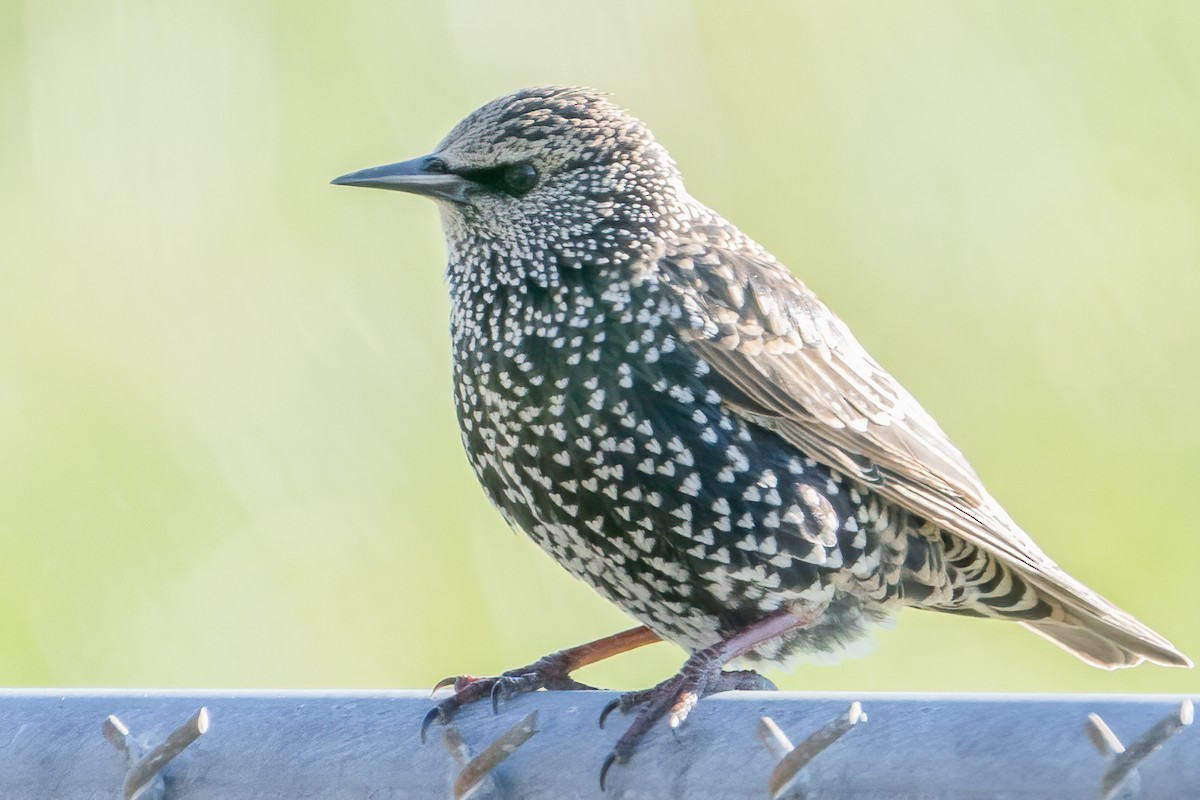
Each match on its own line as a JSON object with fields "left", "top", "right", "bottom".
{"left": 333, "top": 86, "right": 1190, "bottom": 782}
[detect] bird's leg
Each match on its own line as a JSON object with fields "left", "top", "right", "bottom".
{"left": 598, "top": 610, "right": 809, "bottom": 790}
{"left": 421, "top": 625, "right": 660, "bottom": 741}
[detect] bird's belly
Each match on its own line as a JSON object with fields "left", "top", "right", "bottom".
{"left": 456, "top": 377, "right": 931, "bottom": 660}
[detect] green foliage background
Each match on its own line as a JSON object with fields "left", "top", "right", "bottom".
{"left": 1, "top": 1, "right": 1197, "bottom": 695}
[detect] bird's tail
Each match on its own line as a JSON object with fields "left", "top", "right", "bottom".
{"left": 1020, "top": 578, "right": 1191, "bottom": 669}
{"left": 931, "top": 529, "right": 1191, "bottom": 669}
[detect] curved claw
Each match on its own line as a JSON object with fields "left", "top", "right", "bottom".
{"left": 419, "top": 706, "right": 443, "bottom": 744}
{"left": 598, "top": 697, "right": 622, "bottom": 729}
{"left": 431, "top": 675, "right": 459, "bottom": 696}
{"left": 599, "top": 751, "right": 617, "bottom": 791}
{"left": 489, "top": 678, "right": 508, "bottom": 714}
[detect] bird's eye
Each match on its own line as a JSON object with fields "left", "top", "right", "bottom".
{"left": 454, "top": 161, "right": 540, "bottom": 197}
{"left": 503, "top": 162, "right": 539, "bottom": 195}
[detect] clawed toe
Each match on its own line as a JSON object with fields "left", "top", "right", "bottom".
{"left": 599, "top": 750, "right": 620, "bottom": 792}
{"left": 421, "top": 674, "right": 506, "bottom": 742}
{"left": 597, "top": 666, "right": 774, "bottom": 789}
{"left": 430, "top": 673, "right": 484, "bottom": 696}
{"left": 488, "top": 670, "right": 545, "bottom": 712}
{"left": 419, "top": 637, "right": 632, "bottom": 742}
{"left": 706, "top": 667, "right": 776, "bottom": 693}
{"left": 419, "top": 704, "right": 447, "bottom": 744}
{"left": 598, "top": 696, "right": 624, "bottom": 729}
{"left": 419, "top": 627, "right": 660, "bottom": 748}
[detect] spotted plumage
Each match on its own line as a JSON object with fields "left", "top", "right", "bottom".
{"left": 333, "top": 85, "right": 1189, "bottom": 774}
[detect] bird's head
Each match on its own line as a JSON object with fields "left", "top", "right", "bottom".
{"left": 333, "top": 86, "right": 686, "bottom": 289}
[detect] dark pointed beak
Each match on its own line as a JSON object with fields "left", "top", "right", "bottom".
{"left": 331, "top": 156, "right": 473, "bottom": 203}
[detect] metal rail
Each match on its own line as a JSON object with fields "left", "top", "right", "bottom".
{"left": 0, "top": 689, "right": 1193, "bottom": 799}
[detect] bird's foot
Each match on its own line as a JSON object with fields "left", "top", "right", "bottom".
{"left": 598, "top": 658, "right": 775, "bottom": 789}
{"left": 420, "top": 626, "right": 661, "bottom": 743}
{"left": 422, "top": 650, "right": 597, "bottom": 742}
{"left": 595, "top": 610, "right": 806, "bottom": 790}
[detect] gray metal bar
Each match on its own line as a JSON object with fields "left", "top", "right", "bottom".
{"left": 0, "top": 689, "right": 1194, "bottom": 799}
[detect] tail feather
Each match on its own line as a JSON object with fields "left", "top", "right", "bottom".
{"left": 1022, "top": 619, "right": 1190, "bottom": 669}
{"left": 932, "top": 532, "right": 1190, "bottom": 669}
{"left": 1021, "top": 577, "right": 1191, "bottom": 669}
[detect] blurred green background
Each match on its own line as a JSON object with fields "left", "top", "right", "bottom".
{"left": 1, "top": 1, "right": 1197, "bottom": 695}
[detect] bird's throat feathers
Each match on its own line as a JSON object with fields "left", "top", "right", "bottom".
{"left": 438, "top": 183, "right": 698, "bottom": 309}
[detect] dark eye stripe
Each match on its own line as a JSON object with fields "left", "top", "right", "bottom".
{"left": 455, "top": 162, "right": 539, "bottom": 197}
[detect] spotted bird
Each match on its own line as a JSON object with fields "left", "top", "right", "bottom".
{"left": 333, "top": 86, "right": 1190, "bottom": 784}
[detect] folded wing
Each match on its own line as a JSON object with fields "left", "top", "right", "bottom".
{"left": 657, "top": 233, "right": 1189, "bottom": 669}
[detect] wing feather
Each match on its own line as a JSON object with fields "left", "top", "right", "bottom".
{"left": 657, "top": 231, "right": 1188, "bottom": 668}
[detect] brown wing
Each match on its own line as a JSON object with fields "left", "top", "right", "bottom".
{"left": 656, "top": 231, "right": 1188, "bottom": 668}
